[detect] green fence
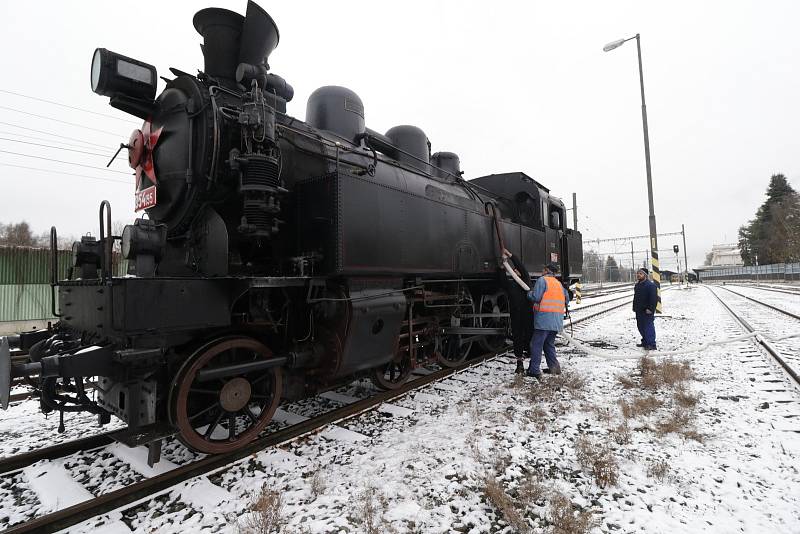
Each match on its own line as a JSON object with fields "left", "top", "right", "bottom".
{"left": 0, "top": 246, "right": 125, "bottom": 322}
{"left": 0, "top": 247, "right": 71, "bottom": 321}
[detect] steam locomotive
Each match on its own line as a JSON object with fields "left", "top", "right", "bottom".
{"left": 0, "top": 1, "right": 582, "bottom": 459}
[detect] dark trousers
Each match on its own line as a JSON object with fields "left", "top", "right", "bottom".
{"left": 511, "top": 313, "right": 533, "bottom": 361}
{"left": 528, "top": 329, "right": 559, "bottom": 375}
{"left": 635, "top": 312, "right": 656, "bottom": 348}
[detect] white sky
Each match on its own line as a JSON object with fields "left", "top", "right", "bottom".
{"left": 0, "top": 0, "right": 798, "bottom": 270}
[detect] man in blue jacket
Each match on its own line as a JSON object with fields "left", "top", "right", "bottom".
{"left": 526, "top": 262, "right": 571, "bottom": 380}
{"left": 633, "top": 268, "right": 658, "bottom": 350}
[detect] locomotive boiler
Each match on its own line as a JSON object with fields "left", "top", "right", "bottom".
{"left": 0, "top": 1, "right": 582, "bottom": 458}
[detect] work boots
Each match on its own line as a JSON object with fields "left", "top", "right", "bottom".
{"left": 515, "top": 359, "right": 525, "bottom": 374}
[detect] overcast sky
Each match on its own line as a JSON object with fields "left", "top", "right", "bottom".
{"left": 0, "top": 0, "right": 797, "bottom": 270}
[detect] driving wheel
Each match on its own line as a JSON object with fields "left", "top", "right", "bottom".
{"left": 169, "top": 336, "right": 282, "bottom": 454}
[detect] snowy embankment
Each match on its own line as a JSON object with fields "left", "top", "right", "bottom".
{"left": 67, "top": 286, "right": 800, "bottom": 534}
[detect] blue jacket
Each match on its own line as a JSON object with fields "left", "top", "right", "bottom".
{"left": 527, "top": 275, "right": 571, "bottom": 332}
{"left": 633, "top": 279, "right": 658, "bottom": 314}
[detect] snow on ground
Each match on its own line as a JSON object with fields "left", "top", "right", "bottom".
{"left": 0, "top": 396, "right": 124, "bottom": 457}
{"left": 66, "top": 285, "right": 800, "bottom": 534}
{"left": 723, "top": 284, "right": 800, "bottom": 316}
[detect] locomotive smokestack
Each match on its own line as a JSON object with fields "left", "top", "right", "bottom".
{"left": 193, "top": 7, "right": 245, "bottom": 83}
{"left": 236, "top": 1, "right": 280, "bottom": 85}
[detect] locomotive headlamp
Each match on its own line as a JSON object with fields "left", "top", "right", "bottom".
{"left": 91, "top": 48, "right": 157, "bottom": 100}
{"left": 121, "top": 220, "right": 165, "bottom": 260}
{"left": 121, "top": 219, "right": 166, "bottom": 278}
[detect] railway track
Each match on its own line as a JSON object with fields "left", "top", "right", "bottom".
{"left": 0, "top": 295, "right": 635, "bottom": 533}
{"left": 579, "top": 283, "right": 635, "bottom": 298}
{"left": 726, "top": 282, "right": 800, "bottom": 297}
{"left": 3, "top": 293, "right": 633, "bottom": 476}
{"left": 707, "top": 285, "right": 800, "bottom": 387}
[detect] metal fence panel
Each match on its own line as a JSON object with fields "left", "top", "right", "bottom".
{"left": 0, "top": 284, "right": 52, "bottom": 321}
{"left": 702, "top": 260, "right": 800, "bottom": 282}
{"left": 0, "top": 247, "right": 71, "bottom": 284}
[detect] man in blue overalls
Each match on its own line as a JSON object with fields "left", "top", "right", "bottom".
{"left": 526, "top": 262, "right": 571, "bottom": 380}
{"left": 633, "top": 268, "right": 658, "bottom": 350}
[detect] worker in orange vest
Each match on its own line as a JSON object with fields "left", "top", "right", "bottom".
{"left": 526, "top": 262, "right": 571, "bottom": 380}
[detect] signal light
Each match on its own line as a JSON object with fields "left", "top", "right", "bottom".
{"left": 91, "top": 48, "right": 157, "bottom": 101}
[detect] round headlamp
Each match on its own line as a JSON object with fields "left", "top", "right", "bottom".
{"left": 91, "top": 48, "right": 157, "bottom": 100}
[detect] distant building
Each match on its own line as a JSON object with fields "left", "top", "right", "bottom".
{"left": 709, "top": 243, "right": 743, "bottom": 267}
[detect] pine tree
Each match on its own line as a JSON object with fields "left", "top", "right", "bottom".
{"left": 738, "top": 174, "right": 800, "bottom": 265}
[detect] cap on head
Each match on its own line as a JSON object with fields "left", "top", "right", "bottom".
{"left": 545, "top": 262, "right": 560, "bottom": 274}
{"left": 638, "top": 267, "right": 649, "bottom": 275}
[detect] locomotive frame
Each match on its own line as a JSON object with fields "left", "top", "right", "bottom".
{"left": 0, "top": 1, "right": 582, "bottom": 461}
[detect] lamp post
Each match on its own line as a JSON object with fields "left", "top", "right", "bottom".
{"left": 603, "top": 34, "right": 662, "bottom": 312}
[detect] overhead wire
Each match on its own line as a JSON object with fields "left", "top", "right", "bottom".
{"left": 0, "top": 163, "right": 129, "bottom": 185}
{"left": 0, "top": 105, "right": 124, "bottom": 137}
{"left": 0, "top": 121, "right": 113, "bottom": 149}
{"left": 0, "top": 148, "right": 132, "bottom": 174}
{"left": 0, "top": 136, "right": 114, "bottom": 158}
{"left": 0, "top": 88, "right": 137, "bottom": 124}
{"left": 0, "top": 130, "right": 114, "bottom": 151}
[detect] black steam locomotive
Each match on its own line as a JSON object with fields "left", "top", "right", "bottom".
{"left": 0, "top": 2, "right": 582, "bottom": 457}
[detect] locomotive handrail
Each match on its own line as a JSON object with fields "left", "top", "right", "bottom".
{"left": 99, "top": 201, "right": 112, "bottom": 281}
{"left": 49, "top": 226, "right": 61, "bottom": 317}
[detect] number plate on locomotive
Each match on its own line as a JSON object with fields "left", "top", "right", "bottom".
{"left": 135, "top": 185, "right": 157, "bottom": 211}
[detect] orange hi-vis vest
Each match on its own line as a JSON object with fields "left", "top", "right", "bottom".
{"left": 533, "top": 276, "right": 566, "bottom": 313}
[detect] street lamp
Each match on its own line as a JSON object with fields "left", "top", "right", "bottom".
{"left": 603, "top": 33, "right": 662, "bottom": 313}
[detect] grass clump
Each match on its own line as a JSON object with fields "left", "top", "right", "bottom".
{"left": 483, "top": 474, "right": 529, "bottom": 533}
{"left": 646, "top": 459, "right": 671, "bottom": 482}
{"left": 352, "top": 483, "right": 393, "bottom": 534}
{"left": 239, "top": 483, "right": 286, "bottom": 534}
{"left": 674, "top": 387, "right": 701, "bottom": 409}
{"left": 640, "top": 357, "right": 694, "bottom": 390}
{"left": 574, "top": 436, "right": 619, "bottom": 488}
{"left": 549, "top": 492, "right": 595, "bottom": 534}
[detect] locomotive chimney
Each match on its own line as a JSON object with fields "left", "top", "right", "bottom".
{"left": 236, "top": 1, "right": 280, "bottom": 86}
{"left": 193, "top": 7, "right": 245, "bottom": 84}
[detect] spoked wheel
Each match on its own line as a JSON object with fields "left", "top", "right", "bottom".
{"left": 169, "top": 336, "right": 282, "bottom": 454}
{"left": 437, "top": 291, "right": 476, "bottom": 368}
{"left": 371, "top": 348, "right": 412, "bottom": 390}
{"left": 478, "top": 291, "right": 511, "bottom": 352}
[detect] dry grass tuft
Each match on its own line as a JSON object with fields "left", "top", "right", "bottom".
{"left": 574, "top": 436, "right": 619, "bottom": 488}
{"left": 640, "top": 357, "right": 694, "bottom": 390}
{"left": 646, "top": 459, "right": 671, "bottom": 482}
{"left": 617, "top": 374, "right": 637, "bottom": 389}
{"left": 240, "top": 483, "right": 286, "bottom": 534}
{"left": 609, "top": 422, "right": 632, "bottom": 445}
{"left": 517, "top": 471, "right": 549, "bottom": 506}
{"left": 483, "top": 475, "right": 529, "bottom": 533}
{"left": 549, "top": 492, "right": 595, "bottom": 534}
{"left": 618, "top": 395, "right": 662, "bottom": 420}
{"left": 546, "top": 370, "right": 587, "bottom": 397}
{"left": 682, "top": 429, "right": 705, "bottom": 443}
{"left": 353, "top": 483, "right": 393, "bottom": 534}
{"left": 654, "top": 407, "right": 703, "bottom": 442}
{"left": 633, "top": 395, "right": 663, "bottom": 415}
{"left": 525, "top": 405, "right": 548, "bottom": 432}
{"left": 674, "top": 387, "right": 700, "bottom": 409}
{"left": 655, "top": 407, "right": 692, "bottom": 436}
